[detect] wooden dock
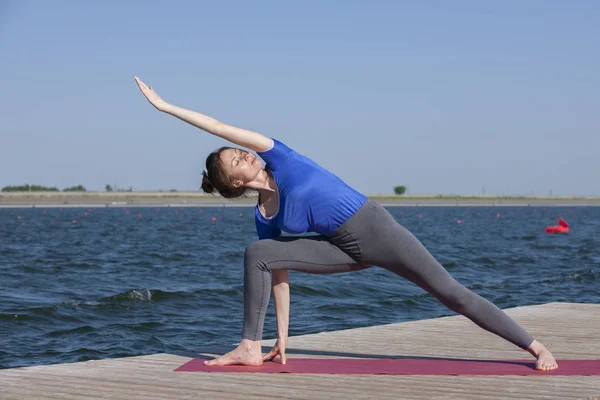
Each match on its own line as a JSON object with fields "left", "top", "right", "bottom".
{"left": 1, "top": 302, "right": 599, "bottom": 399}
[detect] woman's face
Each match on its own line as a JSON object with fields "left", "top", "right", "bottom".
{"left": 219, "top": 148, "right": 264, "bottom": 187}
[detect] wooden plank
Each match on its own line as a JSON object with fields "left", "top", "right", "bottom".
{"left": 1, "top": 302, "right": 599, "bottom": 400}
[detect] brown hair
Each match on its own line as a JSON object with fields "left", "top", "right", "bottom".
{"left": 200, "top": 147, "right": 248, "bottom": 199}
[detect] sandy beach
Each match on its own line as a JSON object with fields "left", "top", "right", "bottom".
{"left": 1, "top": 191, "right": 599, "bottom": 208}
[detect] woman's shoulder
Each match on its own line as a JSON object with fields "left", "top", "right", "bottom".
{"left": 257, "top": 138, "right": 294, "bottom": 155}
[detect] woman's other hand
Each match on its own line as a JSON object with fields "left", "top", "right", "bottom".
{"left": 262, "top": 337, "right": 287, "bottom": 364}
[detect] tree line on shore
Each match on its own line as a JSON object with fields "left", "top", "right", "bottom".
{"left": 3, "top": 184, "right": 409, "bottom": 194}
{"left": 1, "top": 184, "right": 87, "bottom": 192}
{"left": 1, "top": 184, "right": 133, "bottom": 193}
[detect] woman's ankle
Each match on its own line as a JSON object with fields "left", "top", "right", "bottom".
{"left": 527, "top": 339, "right": 548, "bottom": 357}
{"left": 240, "top": 338, "right": 261, "bottom": 351}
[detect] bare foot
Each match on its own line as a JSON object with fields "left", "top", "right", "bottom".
{"left": 204, "top": 340, "right": 263, "bottom": 367}
{"left": 527, "top": 340, "right": 559, "bottom": 371}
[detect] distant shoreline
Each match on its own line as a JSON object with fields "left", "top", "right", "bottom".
{"left": 1, "top": 192, "right": 599, "bottom": 208}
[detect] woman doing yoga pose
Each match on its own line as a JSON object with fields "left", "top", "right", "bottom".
{"left": 134, "top": 77, "right": 558, "bottom": 371}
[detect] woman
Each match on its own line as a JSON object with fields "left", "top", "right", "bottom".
{"left": 134, "top": 77, "right": 558, "bottom": 371}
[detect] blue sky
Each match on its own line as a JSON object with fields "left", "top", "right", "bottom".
{"left": 1, "top": 1, "right": 598, "bottom": 195}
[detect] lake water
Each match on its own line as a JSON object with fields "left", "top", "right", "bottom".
{"left": 1, "top": 205, "right": 598, "bottom": 369}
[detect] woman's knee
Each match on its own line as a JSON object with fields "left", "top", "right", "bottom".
{"left": 244, "top": 240, "right": 272, "bottom": 272}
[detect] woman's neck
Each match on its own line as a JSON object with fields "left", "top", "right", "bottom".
{"left": 256, "top": 169, "right": 277, "bottom": 200}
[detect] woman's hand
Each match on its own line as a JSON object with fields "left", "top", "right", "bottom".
{"left": 262, "top": 337, "right": 287, "bottom": 364}
{"left": 134, "top": 76, "right": 168, "bottom": 112}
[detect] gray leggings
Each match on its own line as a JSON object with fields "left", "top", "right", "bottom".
{"left": 242, "top": 199, "right": 535, "bottom": 350}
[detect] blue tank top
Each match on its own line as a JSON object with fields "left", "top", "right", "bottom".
{"left": 255, "top": 139, "right": 367, "bottom": 239}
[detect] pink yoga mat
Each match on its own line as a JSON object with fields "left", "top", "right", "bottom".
{"left": 174, "top": 357, "right": 600, "bottom": 376}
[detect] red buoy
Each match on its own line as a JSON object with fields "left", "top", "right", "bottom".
{"left": 545, "top": 218, "right": 569, "bottom": 234}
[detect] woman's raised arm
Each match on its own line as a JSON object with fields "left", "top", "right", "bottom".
{"left": 134, "top": 77, "right": 273, "bottom": 153}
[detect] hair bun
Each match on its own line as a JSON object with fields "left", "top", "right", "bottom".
{"left": 200, "top": 171, "right": 215, "bottom": 194}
